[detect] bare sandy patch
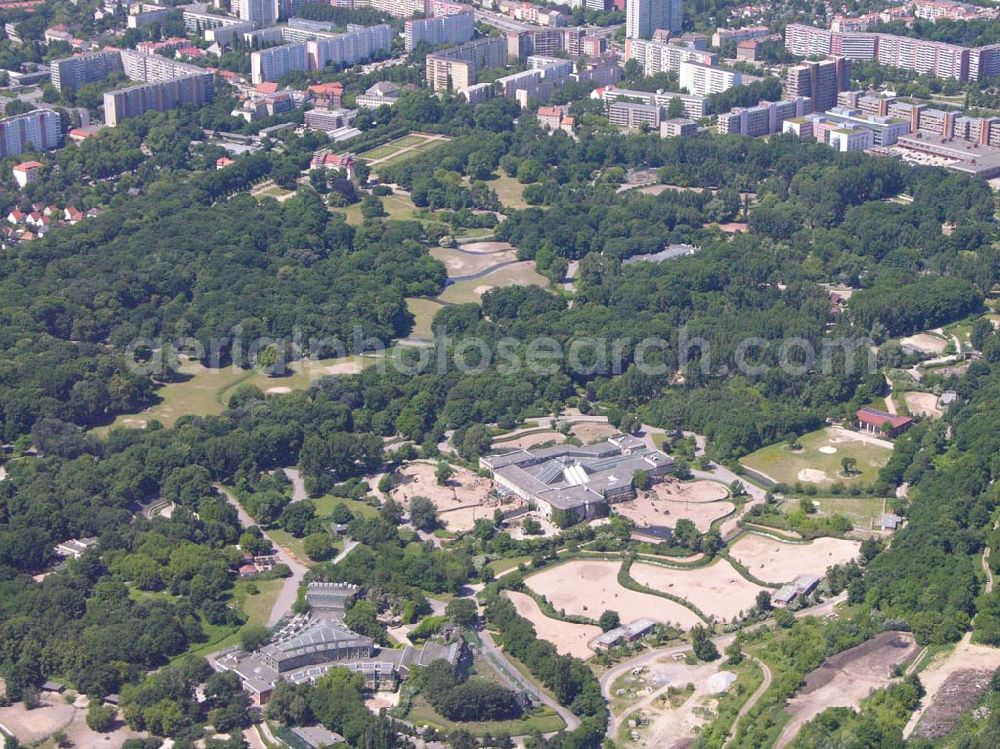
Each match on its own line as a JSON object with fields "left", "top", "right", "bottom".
{"left": 777, "top": 632, "right": 919, "bottom": 748}
{"left": 797, "top": 468, "right": 827, "bottom": 483}
{"left": 652, "top": 478, "right": 729, "bottom": 503}
{"left": 570, "top": 422, "right": 619, "bottom": 442}
{"left": 505, "top": 591, "right": 601, "bottom": 659}
{"left": 431, "top": 246, "right": 516, "bottom": 276}
{"left": 630, "top": 559, "right": 767, "bottom": 622}
{"left": 904, "top": 391, "right": 941, "bottom": 418}
{"left": 525, "top": 560, "right": 703, "bottom": 630}
{"left": 728, "top": 534, "right": 860, "bottom": 584}
{"left": 388, "top": 461, "right": 522, "bottom": 532}
{"left": 457, "top": 241, "right": 516, "bottom": 254}
{"left": 818, "top": 446, "right": 837, "bottom": 454}
{"left": 905, "top": 636, "right": 1000, "bottom": 739}
{"left": 615, "top": 659, "right": 726, "bottom": 748}
{"left": 493, "top": 430, "right": 567, "bottom": 449}
{"left": 266, "top": 386, "right": 292, "bottom": 394}
{"left": 473, "top": 285, "right": 493, "bottom": 295}
{"left": 900, "top": 333, "right": 948, "bottom": 355}
{"left": 617, "top": 491, "right": 734, "bottom": 533}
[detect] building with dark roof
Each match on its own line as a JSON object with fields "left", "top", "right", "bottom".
{"left": 480, "top": 436, "right": 673, "bottom": 524}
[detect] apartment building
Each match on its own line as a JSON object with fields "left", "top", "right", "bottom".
{"left": 717, "top": 97, "right": 810, "bottom": 137}
{"left": 597, "top": 85, "right": 709, "bottom": 119}
{"left": 234, "top": 0, "right": 278, "bottom": 25}
{"left": 625, "top": 38, "right": 716, "bottom": 76}
{"left": 304, "top": 107, "right": 354, "bottom": 131}
{"left": 0, "top": 109, "right": 61, "bottom": 159}
{"left": 913, "top": 0, "right": 997, "bottom": 22}
{"left": 609, "top": 100, "right": 661, "bottom": 129}
{"left": 51, "top": 51, "right": 122, "bottom": 93}
{"left": 250, "top": 25, "right": 392, "bottom": 83}
{"left": 785, "top": 58, "right": 850, "bottom": 113}
{"left": 404, "top": 9, "right": 474, "bottom": 52}
{"left": 182, "top": 6, "right": 249, "bottom": 33}
{"left": 876, "top": 34, "right": 969, "bottom": 80}
{"left": 104, "top": 74, "right": 213, "bottom": 126}
{"left": 369, "top": 0, "right": 429, "bottom": 17}
{"left": 711, "top": 26, "right": 769, "bottom": 48}
{"left": 425, "top": 36, "right": 507, "bottom": 92}
{"left": 679, "top": 61, "right": 741, "bottom": 96}
{"left": 660, "top": 117, "right": 697, "bottom": 137}
{"left": 828, "top": 127, "right": 874, "bottom": 151}
{"left": 626, "top": 0, "right": 682, "bottom": 40}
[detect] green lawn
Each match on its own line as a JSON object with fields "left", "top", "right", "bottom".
{"left": 340, "top": 193, "right": 423, "bottom": 226}
{"left": 489, "top": 173, "right": 530, "bottom": 209}
{"left": 487, "top": 556, "right": 533, "bottom": 576}
{"left": 358, "top": 133, "right": 447, "bottom": 167}
{"left": 405, "top": 297, "right": 446, "bottom": 339}
{"left": 796, "top": 496, "right": 887, "bottom": 531}
{"left": 312, "top": 495, "right": 380, "bottom": 518}
{"left": 175, "top": 578, "right": 285, "bottom": 660}
{"left": 740, "top": 427, "right": 893, "bottom": 488}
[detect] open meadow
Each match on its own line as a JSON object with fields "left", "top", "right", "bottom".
{"left": 740, "top": 427, "right": 893, "bottom": 487}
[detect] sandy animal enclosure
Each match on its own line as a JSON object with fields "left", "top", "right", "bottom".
{"left": 900, "top": 333, "right": 948, "bottom": 354}
{"left": 505, "top": 591, "right": 601, "bottom": 660}
{"left": 629, "top": 560, "right": 768, "bottom": 621}
{"left": 388, "top": 461, "right": 522, "bottom": 532}
{"left": 525, "top": 560, "right": 703, "bottom": 630}
{"left": 728, "top": 534, "right": 860, "bottom": 584}
{"left": 904, "top": 391, "right": 942, "bottom": 418}
{"left": 617, "top": 491, "right": 734, "bottom": 533}
{"left": 652, "top": 479, "right": 730, "bottom": 503}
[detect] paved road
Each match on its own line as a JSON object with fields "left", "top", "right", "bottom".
{"left": 283, "top": 467, "right": 307, "bottom": 502}
{"left": 217, "top": 485, "right": 309, "bottom": 627}
{"left": 478, "top": 628, "right": 582, "bottom": 732}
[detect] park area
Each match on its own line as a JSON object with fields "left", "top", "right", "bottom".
{"left": 740, "top": 427, "right": 893, "bottom": 487}
{"left": 629, "top": 559, "right": 767, "bottom": 622}
{"left": 728, "top": 533, "right": 860, "bottom": 584}
{"left": 358, "top": 132, "right": 450, "bottom": 168}
{"left": 430, "top": 243, "right": 517, "bottom": 277}
{"left": 388, "top": 461, "right": 523, "bottom": 532}
{"left": 524, "top": 560, "right": 703, "bottom": 630}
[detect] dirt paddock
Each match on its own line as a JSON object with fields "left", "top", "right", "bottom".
{"left": 777, "top": 631, "right": 919, "bottom": 748}
{"left": 652, "top": 479, "right": 730, "bottom": 503}
{"left": 728, "top": 534, "right": 860, "bottom": 584}
{"left": 616, "top": 492, "right": 734, "bottom": 533}
{"left": 388, "top": 461, "right": 522, "bottom": 532}
{"left": 525, "top": 560, "right": 703, "bottom": 630}
{"left": 505, "top": 591, "right": 601, "bottom": 660}
{"left": 629, "top": 560, "right": 768, "bottom": 622}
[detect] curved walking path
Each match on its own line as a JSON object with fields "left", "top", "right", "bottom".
{"left": 446, "top": 259, "right": 518, "bottom": 283}
{"left": 723, "top": 655, "right": 772, "bottom": 748}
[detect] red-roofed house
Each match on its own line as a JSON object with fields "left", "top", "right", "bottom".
{"left": 856, "top": 408, "right": 913, "bottom": 438}
{"left": 12, "top": 161, "right": 43, "bottom": 188}
{"left": 310, "top": 151, "right": 355, "bottom": 178}
{"left": 7, "top": 209, "right": 24, "bottom": 224}
{"left": 308, "top": 81, "right": 343, "bottom": 108}
{"left": 64, "top": 207, "right": 84, "bottom": 223}
{"left": 216, "top": 156, "right": 235, "bottom": 169}
{"left": 238, "top": 564, "right": 258, "bottom": 577}
{"left": 255, "top": 81, "right": 280, "bottom": 95}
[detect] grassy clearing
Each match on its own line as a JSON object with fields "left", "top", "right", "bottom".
{"left": 358, "top": 133, "right": 447, "bottom": 167}
{"left": 796, "top": 496, "right": 887, "bottom": 531}
{"left": 405, "top": 297, "right": 444, "bottom": 339}
{"left": 487, "top": 556, "right": 533, "bottom": 576}
{"left": 740, "top": 427, "right": 892, "bottom": 488}
{"left": 340, "top": 193, "right": 424, "bottom": 226}
{"left": 489, "top": 173, "right": 530, "bottom": 209}
{"left": 99, "top": 355, "right": 372, "bottom": 432}
{"left": 312, "top": 495, "right": 380, "bottom": 518}
{"left": 176, "top": 578, "right": 284, "bottom": 659}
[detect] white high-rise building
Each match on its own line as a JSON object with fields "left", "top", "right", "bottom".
{"left": 626, "top": 0, "right": 682, "bottom": 40}
{"left": 235, "top": 0, "right": 278, "bottom": 26}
